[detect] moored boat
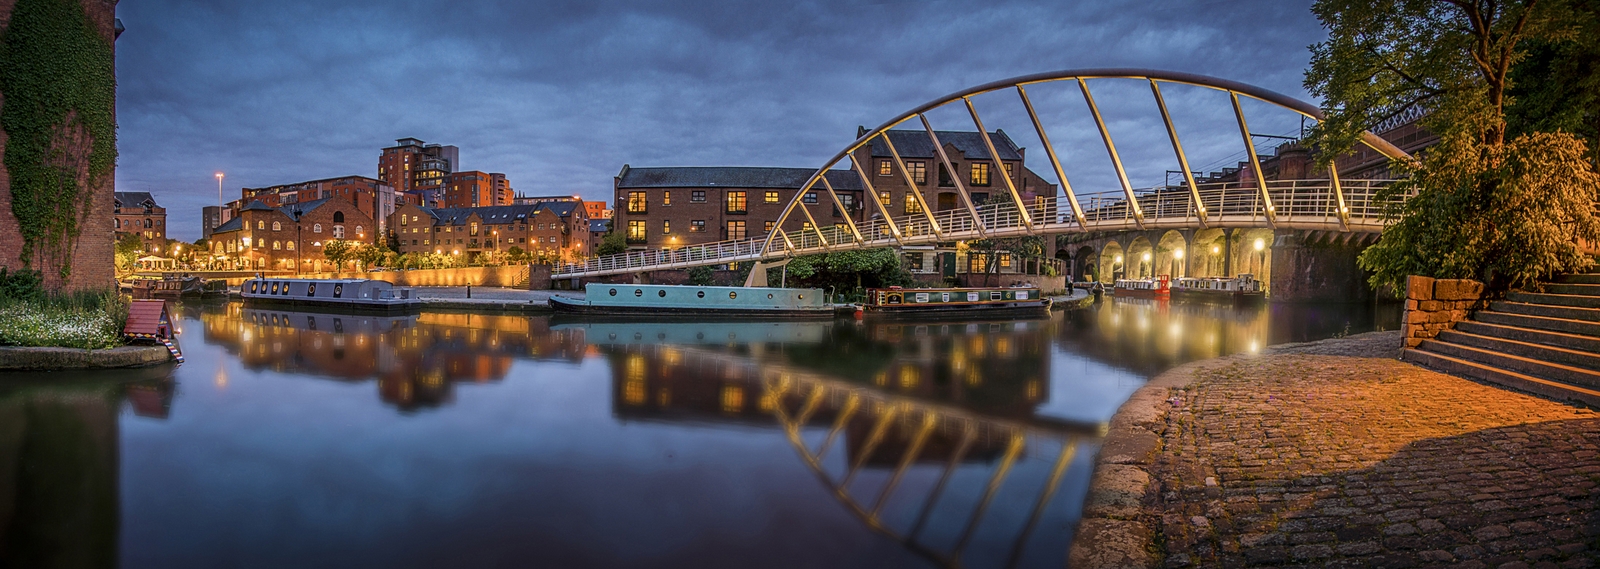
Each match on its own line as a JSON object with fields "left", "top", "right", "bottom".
{"left": 1171, "top": 274, "right": 1266, "bottom": 303}
{"left": 241, "top": 278, "right": 421, "bottom": 313}
{"left": 1112, "top": 276, "right": 1170, "bottom": 299}
{"left": 548, "top": 283, "right": 834, "bottom": 320}
{"left": 860, "top": 285, "right": 1050, "bottom": 319}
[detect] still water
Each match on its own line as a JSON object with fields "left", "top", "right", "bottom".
{"left": 1, "top": 298, "right": 1397, "bottom": 568}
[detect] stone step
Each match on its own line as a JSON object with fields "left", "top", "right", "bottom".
{"left": 1542, "top": 283, "right": 1600, "bottom": 297}
{"left": 1401, "top": 348, "right": 1600, "bottom": 408}
{"left": 1456, "top": 320, "right": 1600, "bottom": 353}
{"left": 1489, "top": 300, "right": 1600, "bottom": 323}
{"left": 1508, "top": 291, "right": 1600, "bottom": 309}
{"left": 1475, "top": 310, "right": 1600, "bottom": 338}
{"left": 1554, "top": 273, "right": 1600, "bottom": 285}
{"left": 1437, "top": 329, "right": 1600, "bottom": 372}
{"left": 1418, "top": 339, "right": 1600, "bottom": 390}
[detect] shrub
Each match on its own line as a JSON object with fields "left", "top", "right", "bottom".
{"left": 0, "top": 287, "right": 126, "bottom": 349}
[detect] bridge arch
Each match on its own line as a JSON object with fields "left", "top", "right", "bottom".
{"left": 1099, "top": 241, "right": 1125, "bottom": 283}
{"left": 556, "top": 70, "right": 1415, "bottom": 280}
{"left": 1192, "top": 228, "right": 1228, "bottom": 277}
{"left": 1155, "top": 230, "right": 1189, "bottom": 278}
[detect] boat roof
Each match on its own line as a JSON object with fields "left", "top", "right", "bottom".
{"left": 248, "top": 277, "right": 389, "bottom": 284}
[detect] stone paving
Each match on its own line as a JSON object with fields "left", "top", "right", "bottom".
{"left": 1073, "top": 331, "right": 1600, "bottom": 568}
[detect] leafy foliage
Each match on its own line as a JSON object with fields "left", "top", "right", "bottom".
{"left": 779, "top": 248, "right": 913, "bottom": 300}
{"left": 687, "top": 266, "right": 715, "bottom": 286}
{"left": 321, "top": 240, "right": 357, "bottom": 272}
{"left": 1307, "top": 0, "right": 1600, "bottom": 290}
{"left": 0, "top": 280, "right": 125, "bottom": 349}
{"left": 1359, "top": 131, "right": 1600, "bottom": 289}
{"left": 114, "top": 234, "right": 143, "bottom": 274}
{"left": 0, "top": 0, "right": 117, "bottom": 275}
{"left": 597, "top": 231, "right": 627, "bottom": 256}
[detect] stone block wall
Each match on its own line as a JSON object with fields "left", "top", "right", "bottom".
{"left": 1403, "top": 275, "right": 1487, "bottom": 348}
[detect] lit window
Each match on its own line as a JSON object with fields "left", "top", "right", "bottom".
{"left": 970, "top": 162, "right": 991, "bottom": 186}
{"left": 1004, "top": 162, "right": 1014, "bottom": 178}
{"left": 905, "top": 193, "right": 923, "bottom": 214}
{"left": 627, "top": 220, "right": 647, "bottom": 242}
{"left": 627, "top": 191, "right": 648, "bottom": 214}
{"left": 257, "top": 220, "right": 265, "bottom": 230}
{"left": 878, "top": 159, "right": 892, "bottom": 176}
{"left": 663, "top": 191, "right": 671, "bottom": 206}
{"left": 286, "top": 241, "right": 295, "bottom": 251}
{"left": 726, "top": 220, "right": 746, "bottom": 240}
{"left": 879, "top": 191, "right": 891, "bottom": 205}
{"left": 764, "top": 191, "right": 779, "bottom": 204}
{"left": 663, "top": 220, "right": 671, "bottom": 234}
{"left": 907, "top": 161, "right": 926, "bottom": 184}
{"left": 273, "top": 241, "right": 281, "bottom": 250}
{"left": 764, "top": 221, "right": 774, "bottom": 233}
{"left": 726, "top": 191, "right": 747, "bottom": 213}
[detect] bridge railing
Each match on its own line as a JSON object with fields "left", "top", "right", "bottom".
{"left": 555, "top": 180, "right": 1400, "bottom": 277}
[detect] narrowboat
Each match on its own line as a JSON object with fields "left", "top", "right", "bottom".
{"left": 1112, "top": 276, "right": 1171, "bottom": 299}
{"left": 1171, "top": 274, "right": 1266, "bottom": 303}
{"left": 241, "top": 278, "right": 421, "bottom": 313}
{"left": 548, "top": 283, "right": 834, "bottom": 319}
{"left": 860, "top": 285, "right": 1051, "bottom": 319}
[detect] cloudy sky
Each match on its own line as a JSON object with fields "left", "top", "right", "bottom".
{"left": 114, "top": 0, "right": 1330, "bottom": 241}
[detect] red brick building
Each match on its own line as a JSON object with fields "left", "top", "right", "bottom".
{"left": 378, "top": 137, "right": 458, "bottom": 198}
{"left": 113, "top": 192, "right": 168, "bottom": 252}
{"left": 850, "top": 129, "right": 1056, "bottom": 215}
{"left": 612, "top": 166, "right": 866, "bottom": 250}
{"left": 388, "top": 201, "right": 591, "bottom": 262}
{"left": 230, "top": 176, "right": 398, "bottom": 237}
{"left": 209, "top": 197, "right": 376, "bottom": 272}
{"left": 0, "top": 0, "right": 119, "bottom": 291}
{"left": 439, "top": 171, "right": 513, "bottom": 208}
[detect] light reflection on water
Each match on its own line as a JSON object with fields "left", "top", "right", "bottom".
{"left": 0, "top": 298, "right": 1396, "bottom": 568}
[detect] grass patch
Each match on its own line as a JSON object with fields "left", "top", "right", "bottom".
{"left": 0, "top": 268, "right": 127, "bottom": 349}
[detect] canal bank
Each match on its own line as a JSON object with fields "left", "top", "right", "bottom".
{"left": 1070, "top": 330, "right": 1600, "bottom": 568}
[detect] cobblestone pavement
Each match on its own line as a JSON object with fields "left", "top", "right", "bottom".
{"left": 1153, "top": 333, "right": 1600, "bottom": 568}
{"left": 1073, "top": 331, "right": 1600, "bottom": 569}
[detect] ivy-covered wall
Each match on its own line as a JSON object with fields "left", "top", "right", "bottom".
{"left": 0, "top": 0, "right": 118, "bottom": 291}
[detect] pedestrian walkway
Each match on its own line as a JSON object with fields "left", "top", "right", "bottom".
{"left": 1072, "top": 331, "right": 1600, "bottom": 568}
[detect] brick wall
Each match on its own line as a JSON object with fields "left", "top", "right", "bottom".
{"left": 1402, "top": 275, "right": 1487, "bottom": 348}
{"left": 0, "top": 0, "right": 118, "bottom": 292}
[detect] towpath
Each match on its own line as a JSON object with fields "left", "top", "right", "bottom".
{"left": 1072, "top": 331, "right": 1600, "bottom": 568}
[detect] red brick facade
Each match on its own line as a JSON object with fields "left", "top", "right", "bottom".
{"left": 612, "top": 166, "right": 866, "bottom": 250}
{"left": 0, "top": 0, "right": 118, "bottom": 291}
{"left": 849, "top": 129, "right": 1055, "bottom": 217}
{"left": 209, "top": 197, "right": 376, "bottom": 272}
{"left": 113, "top": 192, "right": 169, "bottom": 252}
{"left": 388, "top": 201, "right": 591, "bottom": 262}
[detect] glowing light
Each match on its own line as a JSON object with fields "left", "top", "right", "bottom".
{"left": 1254, "top": 238, "right": 1265, "bottom": 251}
{"left": 1173, "top": 249, "right": 1184, "bottom": 260}
{"left": 1142, "top": 252, "right": 1151, "bottom": 262}
{"left": 1115, "top": 255, "right": 1123, "bottom": 263}
{"left": 1212, "top": 246, "right": 1220, "bottom": 254}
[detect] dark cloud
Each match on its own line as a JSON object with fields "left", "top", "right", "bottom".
{"left": 113, "top": 0, "right": 1327, "bottom": 241}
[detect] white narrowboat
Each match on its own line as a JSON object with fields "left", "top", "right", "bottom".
{"left": 241, "top": 278, "right": 421, "bottom": 313}
{"left": 1171, "top": 274, "right": 1266, "bottom": 304}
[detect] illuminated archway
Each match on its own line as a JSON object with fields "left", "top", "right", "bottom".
{"left": 1098, "top": 242, "right": 1124, "bottom": 283}
{"left": 1154, "top": 231, "right": 1189, "bottom": 279}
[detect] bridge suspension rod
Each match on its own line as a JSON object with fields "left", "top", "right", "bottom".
{"left": 963, "top": 96, "right": 1035, "bottom": 232}
{"left": 1077, "top": 79, "right": 1145, "bottom": 229}
{"left": 1150, "top": 80, "right": 1208, "bottom": 227}
{"left": 1015, "top": 85, "right": 1086, "bottom": 229}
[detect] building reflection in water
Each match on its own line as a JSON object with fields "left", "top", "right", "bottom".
{"left": 198, "top": 304, "right": 585, "bottom": 411}
{"left": 601, "top": 319, "right": 1099, "bottom": 568}
{"left": 0, "top": 367, "right": 175, "bottom": 568}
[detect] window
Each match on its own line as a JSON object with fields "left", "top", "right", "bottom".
{"left": 691, "top": 190, "right": 706, "bottom": 203}
{"left": 287, "top": 241, "right": 295, "bottom": 251}
{"left": 905, "top": 193, "right": 923, "bottom": 215}
{"left": 969, "top": 252, "right": 989, "bottom": 273}
{"left": 904, "top": 252, "right": 924, "bottom": 270}
{"left": 333, "top": 225, "right": 345, "bottom": 239}
{"left": 726, "top": 220, "right": 746, "bottom": 240}
{"left": 663, "top": 220, "right": 671, "bottom": 234}
{"left": 837, "top": 194, "right": 856, "bottom": 217}
{"left": 663, "top": 191, "right": 672, "bottom": 206}
{"left": 627, "top": 220, "right": 647, "bottom": 242}
{"left": 470, "top": 222, "right": 479, "bottom": 236}
{"left": 627, "top": 191, "right": 648, "bottom": 214}
{"left": 314, "top": 223, "right": 323, "bottom": 233}
{"left": 257, "top": 221, "right": 265, "bottom": 230}
{"left": 907, "top": 161, "right": 926, "bottom": 184}
{"left": 802, "top": 192, "right": 818, "bottom": 204}
{"left": 938, "top": 163, "right": 954, "bottom": 187}
{"left": 971, "top": 162, "right": 991, "bottom": 186}
{"left": 764, "top": 221, "right": 774, "bottom": 233}
{"left": 690, "top": 220, "right": 706, "bottom": 233}
{"left": 273, "top": 221, "right": 281, "bottom": 231}
{"left": 764, "top": 191, "right": 780, "bottom": 204}
{"left": 726, "top": 191, "right": 747, "bottom": 214}
{"left": 972, "top": 192, "right": 990, "bottom": 205}
{"left": 334, "top": 211, "right": 345, "bottom": 223}
{"left": 354, "top": 225, "right": 362, "bottom": 236}
{"left": 999, "top": 252, "right": 1012, "bottom": 268}
{"left": 272, "top": 240, "right": 281, "bottom": 250}
{"left": 400, "top": 215, "right": 407, "bottom": 226}
{"left": 879, "top": 191, "right": 891, "bottom": 205}
{"left": 802, "top": 222, "right": 814, "bottom": 232}
{"left": 878, "top": 159, "right": 893, "bottom": 176}
{"left": 1004, "top": 162, "right": 1013, "bottom": 178}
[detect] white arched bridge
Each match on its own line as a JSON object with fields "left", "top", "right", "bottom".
{"left": 555, "top": 69, "right": 1414, "bottom": 280}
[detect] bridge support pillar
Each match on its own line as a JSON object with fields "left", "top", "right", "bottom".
{"left": 1269, "top": 231, "right": 1373, "bottom": 303}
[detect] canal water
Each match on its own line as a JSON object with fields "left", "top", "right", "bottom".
{"left": 1, "top": 298, "right": 1397, "bottom": 568}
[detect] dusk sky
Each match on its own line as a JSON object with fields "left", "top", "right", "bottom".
{"left": 114, "top": 0, "right": 1329, "bottom": 242}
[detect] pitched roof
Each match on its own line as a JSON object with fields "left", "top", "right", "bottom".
{"left": 589, "top": 219, "right": 610, "bottom": 232}
{"left": 276, "top": 197, "right": 333, "bottom": 220}
{"left": 114, "top": 192, "right": 158, "bottom": 207}
{"left": 240, "top": 200, "right": 276, "bottom": 212}
{"left": 420, "top": 203, "right": 585, "bottom": 226}
{"left": 616, "top": 167, "right": 864, "bottom": 191}
{"left": 212, "top": 216, "right": 244, "bottom": 234}
{"left": 867, "top": 129, "right": 1023, "bottom": 161}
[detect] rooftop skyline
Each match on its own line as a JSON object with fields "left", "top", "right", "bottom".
{"left": 114, "top": 0, "right": 1327, "bottom": 241}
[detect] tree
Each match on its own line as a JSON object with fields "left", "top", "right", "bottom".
{"left": 597, "top": 231, "right": 627, "bottom": 256}
{"left": 115, "top": 233, "right": 142, "bottom": 274}
{"left": 322, "top": 239, "right": 357, "bottom": 273}
{"left": 779, "top": 247, "right": 913, "bottom": 300}
{"left": 1306, "top": 0, "right": 1600, "bottom": 291}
